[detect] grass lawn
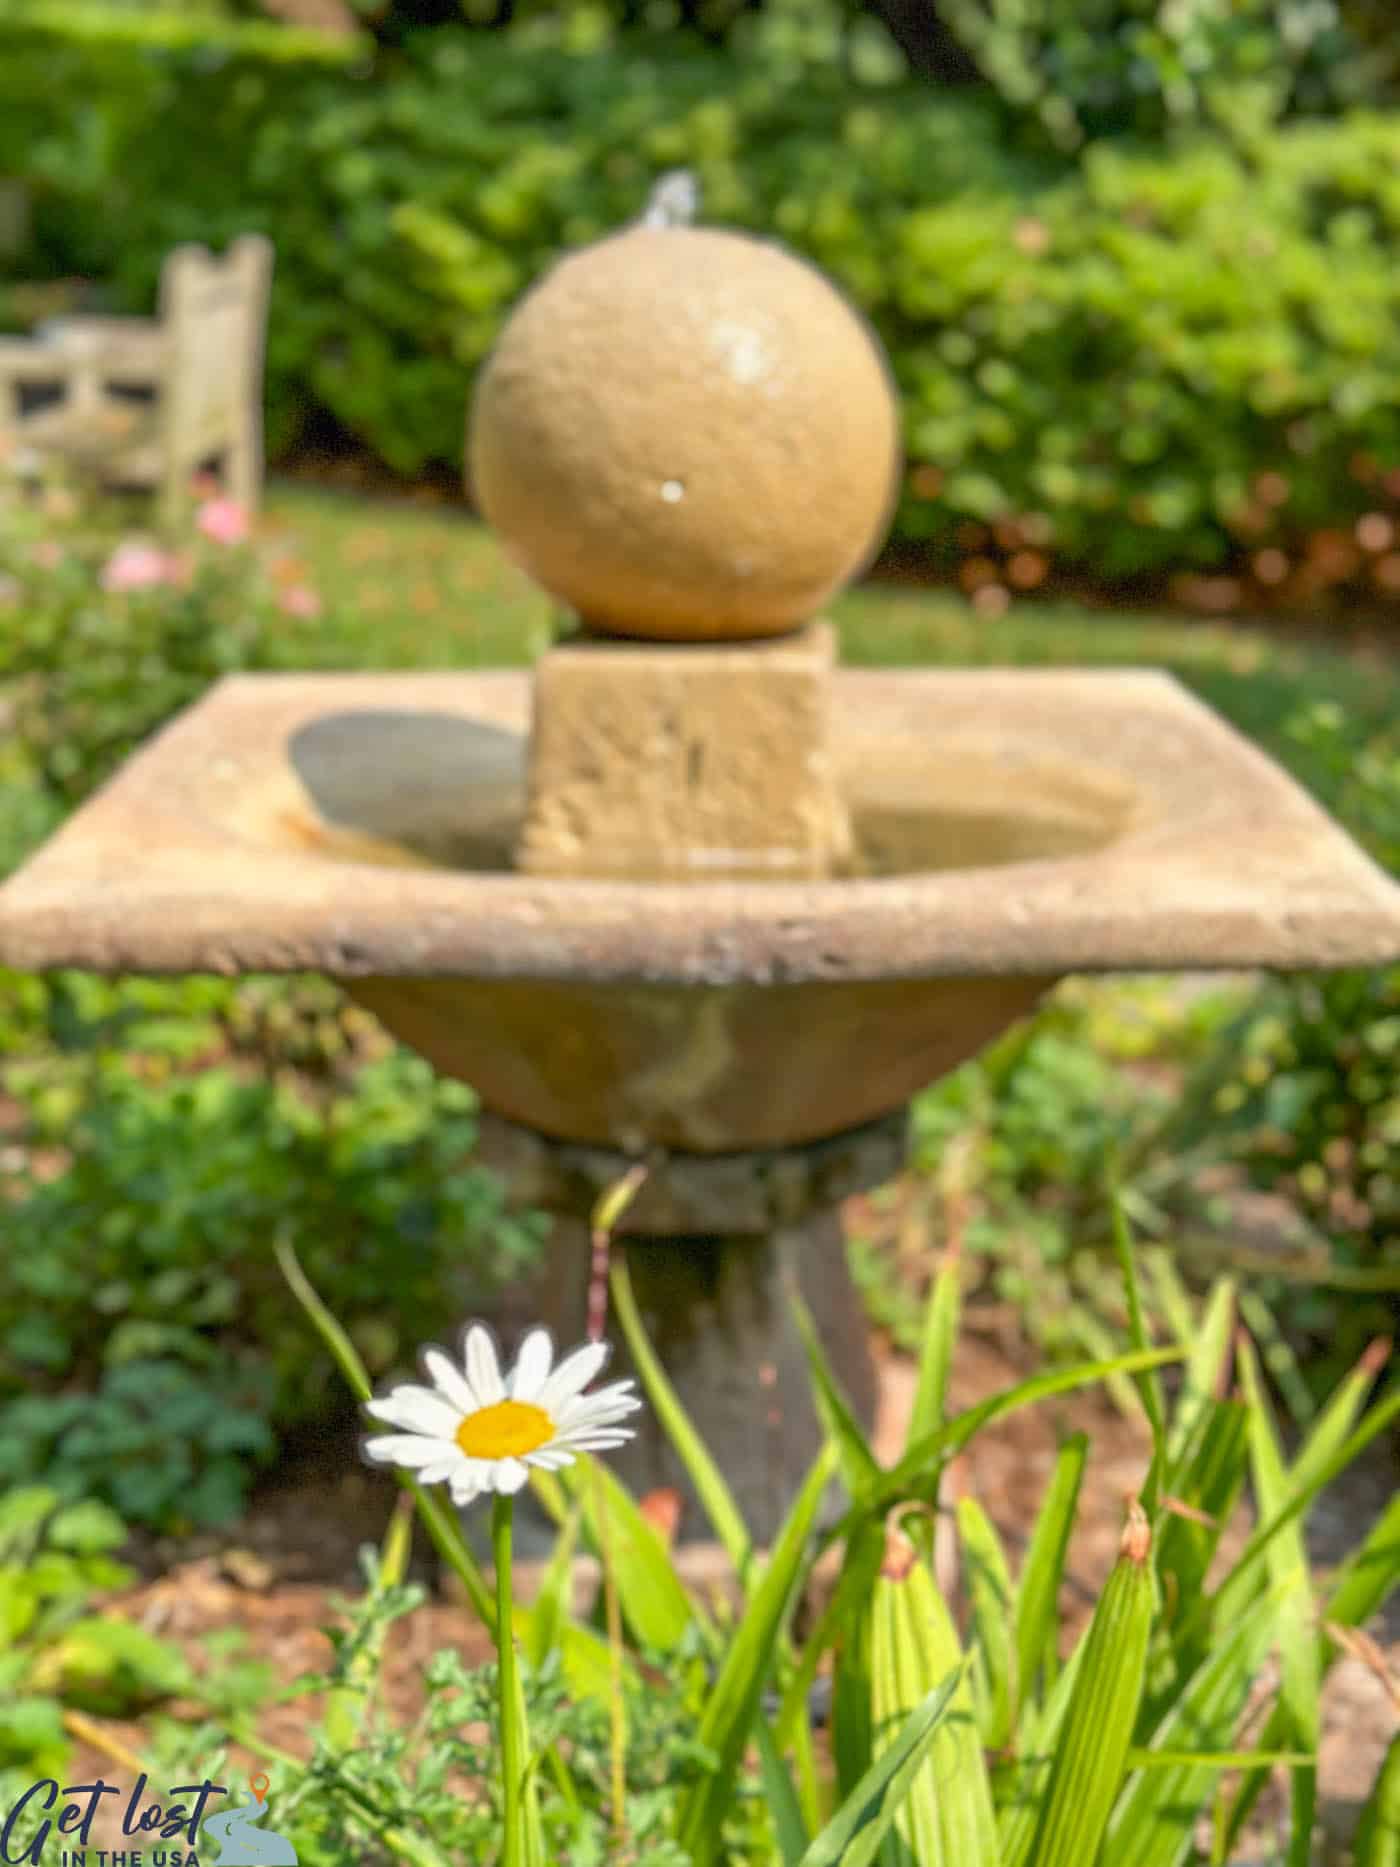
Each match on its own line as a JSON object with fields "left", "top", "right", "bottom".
{"left": 264, "top": 480, "right": 1400, "bottom": 813}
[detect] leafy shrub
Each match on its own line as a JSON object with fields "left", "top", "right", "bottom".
{"left": 0, "top": 1365, "right": 277, "bottom": 1532}
{"left": 0, "top": 478, "right": 309, "bottom": 814}
{"left": 1208, "top": 964, "right": 1398, "bottom": 1245}
{"left": 0, "top": 1485, "right": 191, "bottom": 1773}
{"left": 0, "top": 981, "right": 546, "bottom": 1529}
{"left": 886, "top": 113, "right": 1400, "bottom": 582}
{"left": 1287, "top": 692, "right": 1400, "bottom": 876}
{"left": 857, "top": 698, "right": 1400, "bottom": 1393}
{"left": 849, "top": 979, "right": 1243, "bottom": 1365}
{"left": 214, "top": 1598, "right": 719, "bottom": 1865}
{"left": 11, "top": 16, "right": 1400, "bottom": 583}
{"left": 0, "top": 478, "right": 549, "bottom": 1533}
{"left": 1163, "top": 701, "right": 1400, "bottom": 1359}
{"left": 1340, "top": 0, "right": 1400, "bottom": 90}
{"left": 930, "top": 0, "right": 1384, "bottom": 147}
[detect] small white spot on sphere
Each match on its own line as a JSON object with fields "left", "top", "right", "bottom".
{"left": 711, "top": 319, "right": 767, "bottom": 386}
{"left": 661, "top": 479, "right": 685, "bottom": 503}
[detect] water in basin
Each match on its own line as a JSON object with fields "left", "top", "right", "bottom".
{"left": 266, "top": 709, "right": 1140, "bottom": 881}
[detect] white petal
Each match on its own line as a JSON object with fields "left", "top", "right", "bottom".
{"left": 524, "top": 1447, "right": 577, "bottom": 1470}
{"left": 490, "top": 1457, "right": 531, "bottom": 1495}
{"left": 557, "top": 1427, "right": 636, "bottom": 1450}
{"left": 507, "top": 1328, "right": 554, "bottom": 1402}
{"left": 417, "top": 1452, "right": 468, "bottom": 1485}
{"left": 450, "top": 1467, "right": 487, "bottom": 1506}
{"left": 557, "top": 1387, "right": 643, "bottom": 1426}
{"left": 556, "top": 1406, "right": 642, "bottom": 1437}
{"left": 423, "top": 1346, "right": 478, "bottom": 1414}
{"left": 538, "top": 1340, "right": 610, "bottom": 1410}
{"left": 558, "top": 1425, "right": 638, "bottom": 1452}
{"left": 365, "top": 1385, "right": 461, "bottom": 1438}
{"left": 451, "top": 1456, "right": 491, "bottom": 1491}
{"left": 363, "top": 1432, "right": 457, "bottom": 1469}
{"left": 558, "top": 1377, "right": 638, "bottom": 1412}
{"left": 463, "top": 1324, "right": 505, "bottom": 1404}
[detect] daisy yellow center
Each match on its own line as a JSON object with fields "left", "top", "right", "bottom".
{"left": 455, "top": 1399, "right": 555, "bottom": 1459}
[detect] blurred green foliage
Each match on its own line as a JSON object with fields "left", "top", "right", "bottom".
{"left": 1160, "top": 702, "right": 1400, "bottom": 1358}
{"left": 7, "top": 8, "right": 1400, "bottom": 584}
{"left": 888, "top": 113, "right": 1400, "bottom": 579}
{"left": 0, "top": 505, "right": 284, "bottom": 812}
{"left": 928, "top": 0, "right": 1386, "bottom": 147}
{"left": 191, "top": 1607, "right": 720, "bottom": 1867}
{"left": 0, "top": 1485, "right": 191, "bottom": 1772}
{"left": 0, "top": 489, "right": 547, "bottom": 1533}
{"left": 856, "top": 693, "right": 1400, "bottom": 1400}
{"left": 0, "top": 973, "right": 545, "bottom": 1529}
{"left": 850, "top": 977, "right": 1243, "bottom": 1376}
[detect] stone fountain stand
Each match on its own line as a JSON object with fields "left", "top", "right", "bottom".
{"left": 470, "top": 1106, "right": 903, "bottom": 1563}
{"left": 516, "top": 621, "right": 851, "bottom": 881}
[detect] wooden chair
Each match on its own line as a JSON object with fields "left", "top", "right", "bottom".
{"left": 0, "top": 234, "right": 274, "bottom": 525}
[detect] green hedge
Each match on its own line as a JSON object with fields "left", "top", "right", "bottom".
{"left": 928, "top": 0, "right": 1384, "bottom": 147}
{"left": 10, "top": 17, "right": 1400, "bottom": 578}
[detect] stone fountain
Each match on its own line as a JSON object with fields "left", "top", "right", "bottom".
{"left": 4, "top": 189, "right": 1400, "bottom": 1552}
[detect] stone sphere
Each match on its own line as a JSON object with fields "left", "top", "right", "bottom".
{"left": 467, "top": 225, "right": 902, "bottom": 642}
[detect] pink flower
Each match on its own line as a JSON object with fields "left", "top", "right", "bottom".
{"left": 101, "top": 541, "right": 178, "bottom": 593}
{"left": 196, "top": 498, "right": 250, "bottom": 547}
{"left": 277, "top": 584, "right": 322, "bottom": 619}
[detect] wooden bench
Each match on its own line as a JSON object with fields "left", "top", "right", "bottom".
{"left": 0, "top": 234, "right": 274, "bottom": 524}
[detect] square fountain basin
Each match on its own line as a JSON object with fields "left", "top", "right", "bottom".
{"left": 1, "top": 668, "right": 1396, "bottom": 1150}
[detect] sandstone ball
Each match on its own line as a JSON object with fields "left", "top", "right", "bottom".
{"left": 467, "top": 225, "right": 902, "bottom": 642}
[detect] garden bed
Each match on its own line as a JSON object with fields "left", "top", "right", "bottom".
{"left": 50, "top": 1315, "right": 1400, "bottom": 1863}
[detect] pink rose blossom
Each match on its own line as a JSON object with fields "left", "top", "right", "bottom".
{"left": 196, "top": 498, "right": 250, "bottom": 547}
{"left": 101, "top": 541, "right": 178, "bottom": 593}
{"left": 277, "top": 584, "right": 322, "bottom": 619}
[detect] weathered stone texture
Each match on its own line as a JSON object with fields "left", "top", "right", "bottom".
{"left": 517, "top": 623, "right": 850, "bottom": 879}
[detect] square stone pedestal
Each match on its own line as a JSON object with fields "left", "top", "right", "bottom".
{"left": 517, "top": 621, "right": 851, "bottom": 879}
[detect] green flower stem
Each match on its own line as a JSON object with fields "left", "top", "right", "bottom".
{"left": 494, "top": 1493, "right": 525, "bottom": 1867}
{"left": 591, "top": 1455, "right": 628, "bottom": 1851}
{"left": 275, "top": 1235, "right": 497, "bottom": 1628}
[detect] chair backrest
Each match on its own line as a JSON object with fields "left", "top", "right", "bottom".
{"left": 158, "top": 234, "right": 274, "bottom": 473}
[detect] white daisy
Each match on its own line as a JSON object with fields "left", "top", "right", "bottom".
{"left": 362, "top": 1323, "right": 643, "bottom": 1507}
